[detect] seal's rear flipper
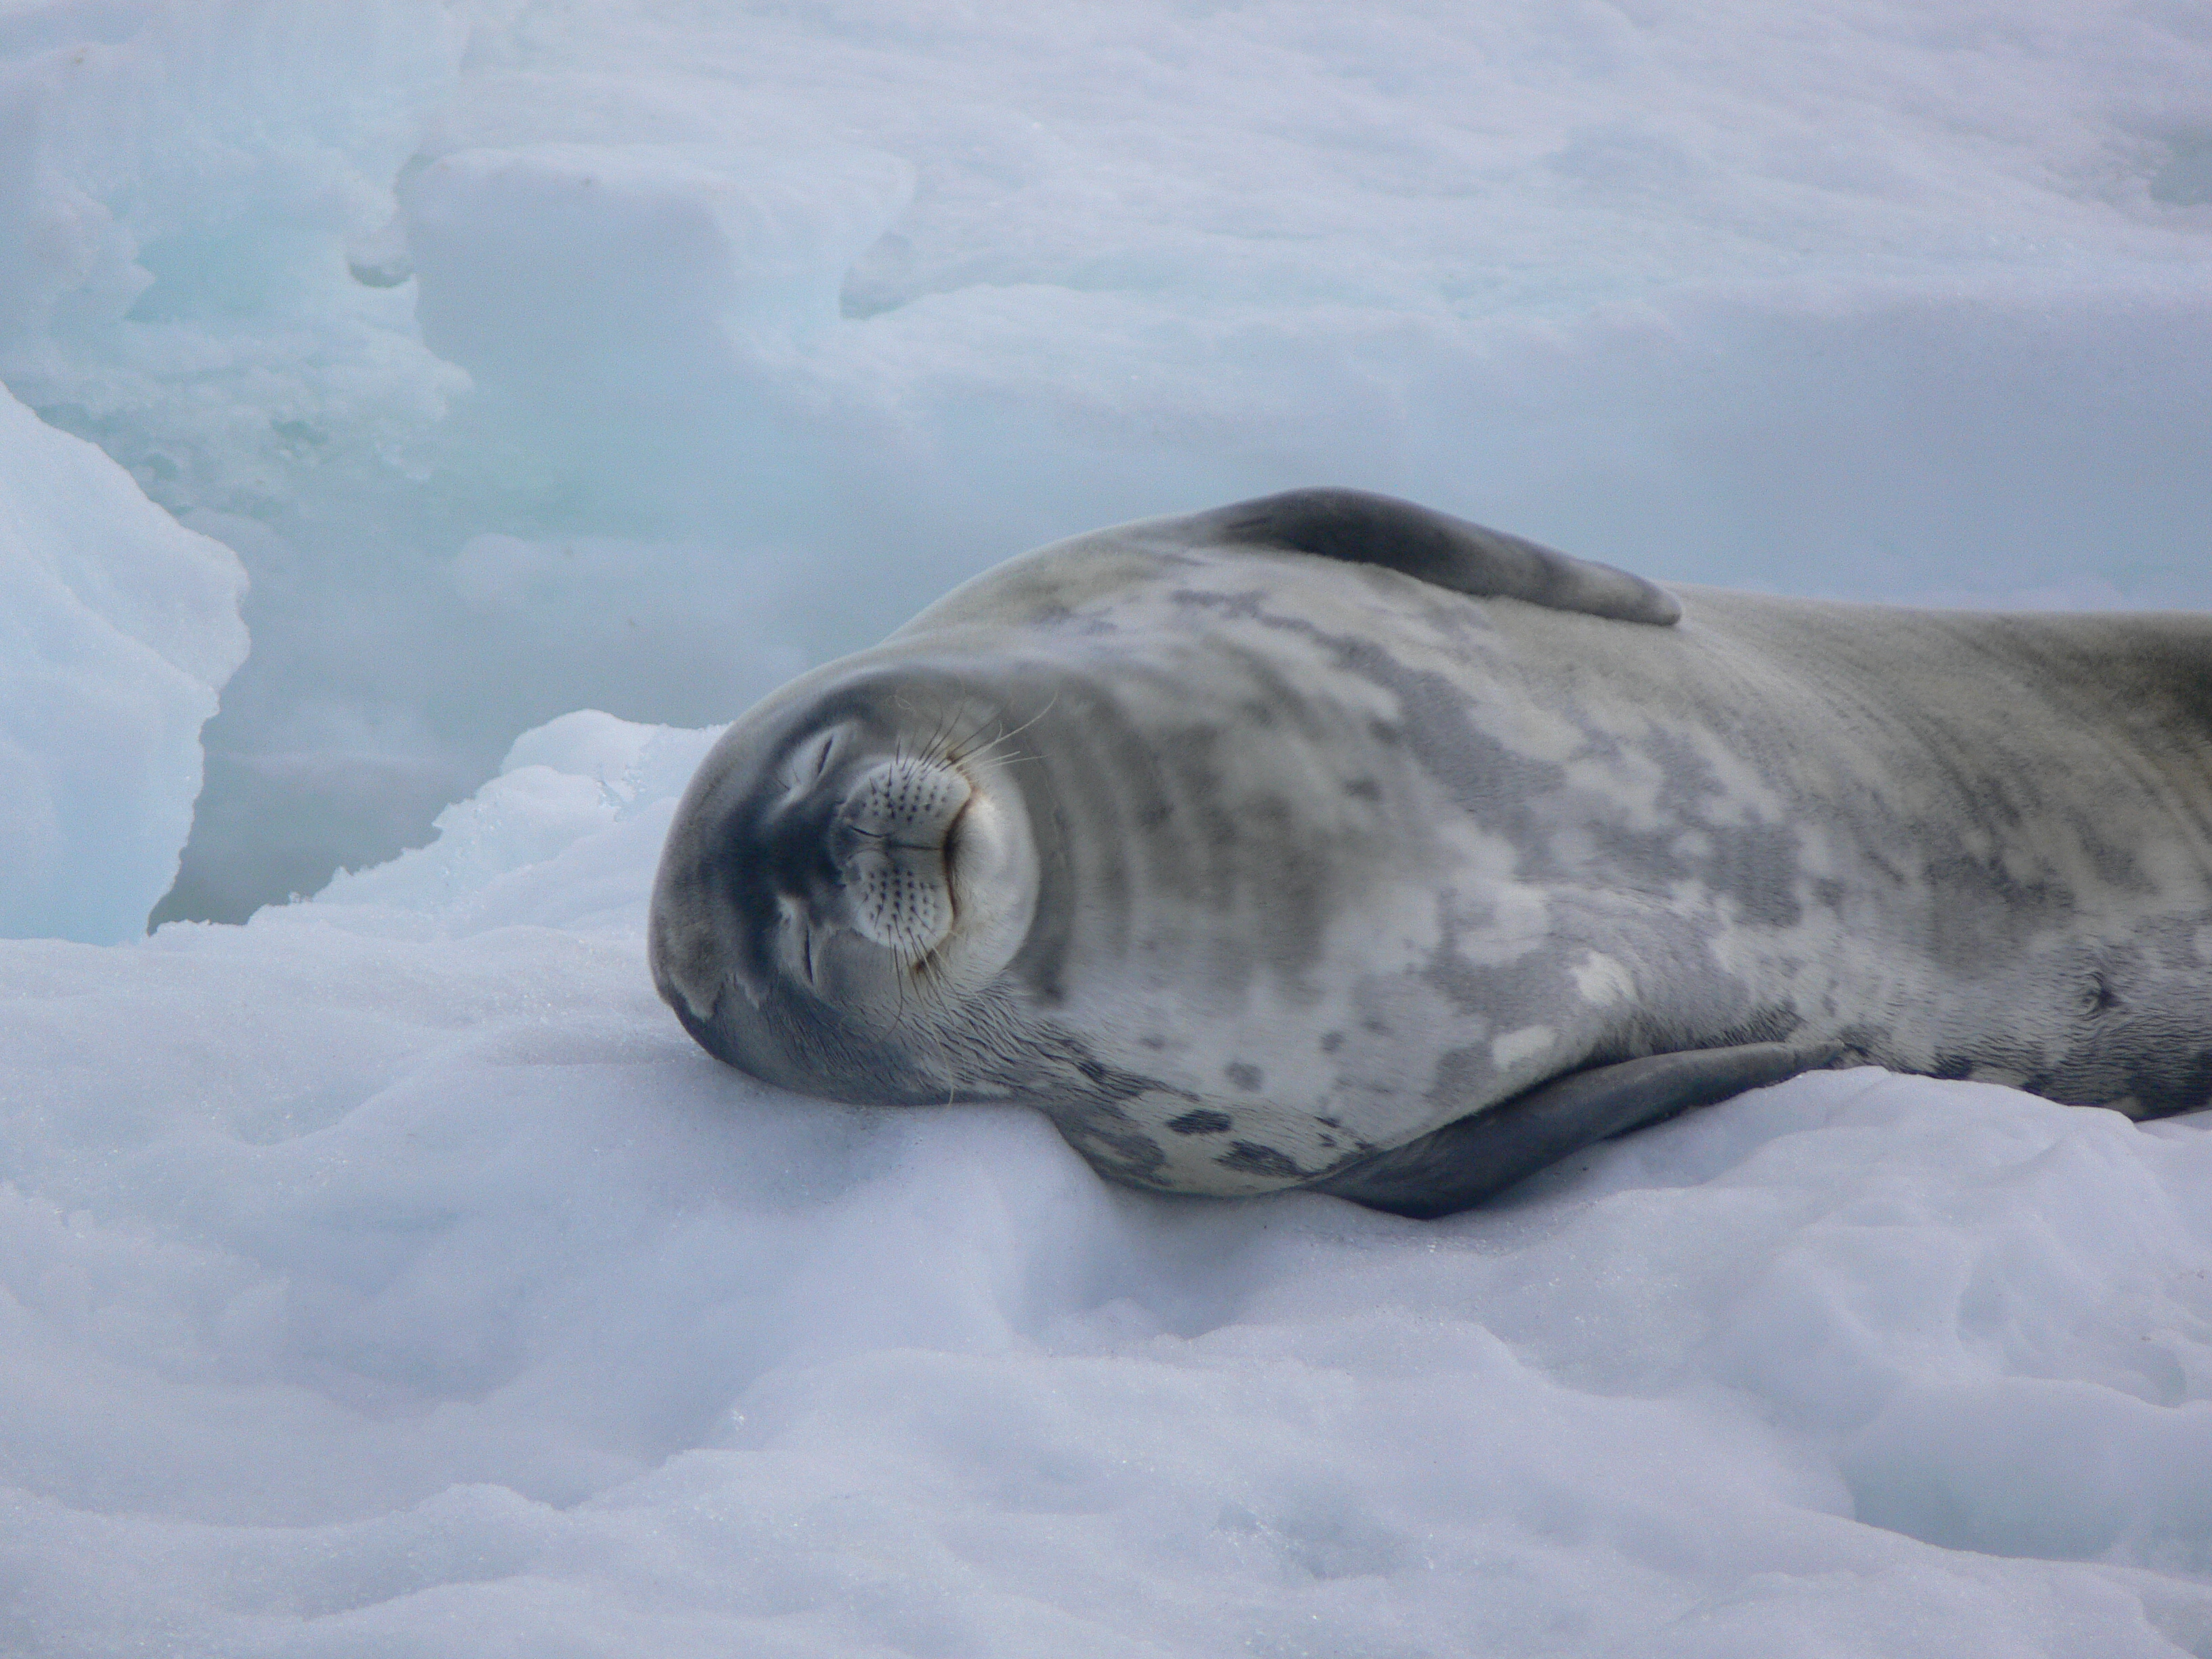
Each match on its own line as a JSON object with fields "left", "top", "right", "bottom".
{"left": 1309, "top": 1042, "right": 1838, "bottom": 1220}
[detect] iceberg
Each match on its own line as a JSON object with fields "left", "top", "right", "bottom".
{"left": 0, "top": 0, "right": 2198, "bottom": 917}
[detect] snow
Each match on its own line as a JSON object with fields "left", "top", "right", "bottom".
{"left": 7, "top": 716, "right": 2212, "bottom": 1654}
{"left": 3, "top": 0, "right": 2212, "bottom": 1650}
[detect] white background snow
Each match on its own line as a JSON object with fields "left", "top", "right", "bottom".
{"left": 2, "top": 1, "right": 2211, "bottom": 1653}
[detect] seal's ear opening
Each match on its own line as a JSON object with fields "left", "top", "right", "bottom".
{"left": 1190, "top": 487, "right": 1682, "bottom": 626}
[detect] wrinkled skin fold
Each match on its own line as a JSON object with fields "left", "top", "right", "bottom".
{"left": 651, "top": 489, "right": 2212, "bottom": 1216}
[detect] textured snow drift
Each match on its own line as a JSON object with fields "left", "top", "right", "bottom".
{"left": 5, "top": 716, "right": 2212, "bottom": 1656}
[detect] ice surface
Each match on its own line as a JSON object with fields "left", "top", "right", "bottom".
{"left": 0, "top": 0, "right": 2199, "bottom": 916}
{"left": 5, "top": 714, "right": 2212, "bottom": 1655}
{"left": 0, "top": 377, "right": 243, "bottom": 943}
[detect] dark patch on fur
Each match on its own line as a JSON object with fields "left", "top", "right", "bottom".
{"left": 1167, "top": 1109, "right": 1233, "bottom": 1136}
{"left": 1220, "top": 1142, "right": 1305, "bottom": 1179}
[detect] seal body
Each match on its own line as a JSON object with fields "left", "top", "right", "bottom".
{"left": 651, "top": 491, "right": 2212, "bottom": 1211}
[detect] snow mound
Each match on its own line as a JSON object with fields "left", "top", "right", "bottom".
{"left": 0, "top": 380, "right": 244, "bottom": 943}
{"left": 313, "top": 708, "right": 723, "bottom": 937}
{"left": 2, "top": 714, "right": 2210, "bottom": 1654}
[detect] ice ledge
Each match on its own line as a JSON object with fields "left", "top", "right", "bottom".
{"left": 0, "top": 381, "right": 246, "bottom": 943}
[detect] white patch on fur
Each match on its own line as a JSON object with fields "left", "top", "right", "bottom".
{"left": 1571, "top": 951, "right": 1637, "bottom": 1005}
{"left": 1492, "top": 1024, "right": 1557, "bottom": 1072}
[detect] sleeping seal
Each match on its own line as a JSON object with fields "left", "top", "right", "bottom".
{"left": 650, "top": 489, "right": 2212, "bottom": 1216}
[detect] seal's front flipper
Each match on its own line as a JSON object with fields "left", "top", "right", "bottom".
{"left": 1309, "top": 1042, "right": 1837, "bottom": 1220}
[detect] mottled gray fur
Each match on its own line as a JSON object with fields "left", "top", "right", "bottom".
{"left": 651, "top": 489, "right": 2212, "bottom": 1208}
